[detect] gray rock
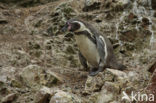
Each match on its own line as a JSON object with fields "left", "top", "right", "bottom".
{"left": 152, "top": 0, "right": 156, "bottom": 9}
{"left": 144, "top": 69, "right": 156, "bottom": 101}
{"left": 10, "top": 50, "right": 31, "bottom": 66}
{"left": 106, "top": 69, "right": 128, "bottom": 80}
{"left": 0, "top": 19, "right": 8, "bottom": 24}
{"left": 85, "top": 0, "right": 97, "bottom": 7}
{"left": 50, "top": 90, "right": 82, "bottom": 103}
{"left": 83, "top": 0, "right": 101, "bottom": 11}
{"left": 148, "top": 60, "right": 156, "bottom": 73}
{"left": 44, "top": 39, "right": 53, "bottom": 50}
{"left": 49, "top": 1, "right": 76, "bottom": 35}
{"left": 0, "top": 0, "right": 58, "bottom": 7}
{"left": 84, "top": 69, "right": 128, "bottom": 94}
{"left": 118, "top": 0, "right": 130, "bottom": 6}
{"left": 20, "top": 65, "right": 64, "bottom": 87}
{"left": 97, "top": 89, "right": 113, "bottom": 103}
{"left": 0, "top": 66, "right": 17, "bottom": 83}
{"left": 96, "top": 81, "right": 122, "bottom": 103}
{"left": 20, "top": 65, "right": 43, "bottom": 87}
{"left": 1, "top": 93, "right": 17, "bottom": 103}
{"left": 34, "top": 86, "right": 51, "bottom": 103}
{"left": 84, "top": 73, "right": 105, "bottom": 94}
{"left": 88, "top": 81, "right": 121, "bottom": 103}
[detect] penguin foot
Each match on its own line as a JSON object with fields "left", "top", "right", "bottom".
{"left": 89, "top": 67, "right": 104, "bottom": 76}
{"left": 89, "top": 68, "right": 98, "bottom": 76}
{"left": 89, "top": 70, "right": 99, "bottom": 76}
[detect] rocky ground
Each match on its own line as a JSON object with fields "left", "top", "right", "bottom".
{"left": 0, "top": 0, "right": 156, "bottom": 103}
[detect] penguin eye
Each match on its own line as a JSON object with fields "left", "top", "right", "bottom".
{"left": 72, "top": 22, "right": 80, "bottom": 31}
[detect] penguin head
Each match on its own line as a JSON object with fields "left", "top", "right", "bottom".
{"left": 62, "top": 19, "right": 81, "bottom": 32}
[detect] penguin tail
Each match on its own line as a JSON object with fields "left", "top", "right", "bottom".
{"left": 115, "top": 63, "right": 127, "bottom": 71}
{"left": 110, "top": 60, "right": 127, "bottom": 71}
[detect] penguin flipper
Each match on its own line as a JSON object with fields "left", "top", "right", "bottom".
{"left": 78, "top": 51, "right": 89, "bottom": 71}
{"left": 95, "top": 35, "right": 106, "bottom": 62}
{"left": 111, "top": 61, "right": 127, "bottom": 71}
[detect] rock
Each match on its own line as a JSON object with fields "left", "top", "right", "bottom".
{"left": 0, "top": 66, "right": 17, "bottom": 83}
{"left": 14, "top": 9, "right": 22, "bottom": 15}
{"left": 0, "top": 3, "right": 5, "bottom": 9}
{"left": 49, "top": 1, "right": 76, "bottom": 35}
{"left": 65, "top": 45, "right": 76, "bottom": 54}
{"left": 10, "top": 50, "right": 31, "bottom": 66}
{"left": 0, "top": 82, "right": 10, "bottom": 96}
{"left": 29, "top": 50, "right": 42, "bottom": 58}
{"left": 118, "top": 0, "right": 130, "bottom": 7}
{"left": 84, "top": 69, "right": 128, "bottom": 94}
{"left": 138, "top": 0, "right": 149, "bottom": 7}
{"left": 140, "top": 69, "right": 156, "bottom": 103}
{"left": 0, "top": 81, "right": 4, "bottom": 87}
{"left": 106, "top": 69, "right": 128, "bottom": 80}
{"left": 85, "top": 0, "right": 97, "bottom": 7}
{"left": 28, "top": 41, "right": 41, "bottom": 49}
{"left": 40, "top": 70, "right": 64, "bottom": 86}
{"left": 127, "top": 71, "right": 139, "bottom": 82}
{"left": 88, "top": 82, "right": 120, "bottom": 103}
{"left": 86, "top": 92, "right": 99, "bottom": 103}
{"left": 142, "top": 17, "right": 150, "bottom": 26}
{"left": 20, "top": 65, "right": 64, "bottom": 87}
{"left": 24, "top": 1, "right": 76, "bottom": 36}
{"left": 50, "top": 90, "right": 82, "bottom": 103}
{"left": 127, "top": 12, "right": 137, "bottom": 21}
{"left": 119, "top": 29, "right": 138, "bottom": 42}
{"left": 83, "top": 0, "right": 101, "bottom": 11}
{"left": 0, "top": 25, "right": 16, "bottom": 35}
{"left": 44, "top": 39, "right": 53, "bottom": 50}
{"left": 97, "top": 89, "right": 114, "bottom": 103}
{"left": 1, "top": 93, "right": 17, "bottom": 103}
{"left": 86, "top": 69, "right": 137, "bottom": 103}
{"left": 148, "top": 60, "right": 156, "bottom": 73}
{"left": 84, "top": 73, "right": 105, "bottom": 94}
{"left": 146, "top": 70, "right": 156, "bottom": 101}
{"left": 0, "top": 0, "right": 58, "bottom": 7}
{"left": 34, "top": 86, "right": 51, "bottom": 103}
{"left": 10, "top": 79, "right": 23, "bottom": 88}
{"left": 0, "top": 19, "right": 8, "bottom": 24}
{"left": 96, "top": 81, "right": 122, "bottom": 103}
{"left": 101, "top": 0, "right": 132, "bottom": 12}
{"left": 114, "top": 0, "right": 132, "bottom": 11}
{"left": 152, "top": 0, "right": 156, "bottom": 9}
{"left": 93, "top": 14, "right": 103, "bottom": 23}
{"left": 20, "top": 65, "right": 42, "bottom": 87}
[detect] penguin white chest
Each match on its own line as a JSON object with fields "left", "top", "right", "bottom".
{"left": 75, "top": 35, "right": 100, "bottom": 67}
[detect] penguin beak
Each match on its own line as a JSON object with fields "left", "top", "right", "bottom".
{"left": 61, "top": 22, "right": 72, "bottom": 32}
{"left": 61, "top": 25, "right": 68, "bottom": 32}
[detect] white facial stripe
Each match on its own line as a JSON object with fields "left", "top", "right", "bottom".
{"left": 73, "top": 21, "right": 94, "bottom": 37}
{"left": 99, "top": 35, "right": 108, "bottom": 60}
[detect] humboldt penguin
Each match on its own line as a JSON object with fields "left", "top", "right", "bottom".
{"left": 62, "top": 18, "right": 126, "bottom": 76}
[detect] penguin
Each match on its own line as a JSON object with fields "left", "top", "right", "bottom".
{"left": 62, "top": 18, "right": 126, "bottom": 76}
